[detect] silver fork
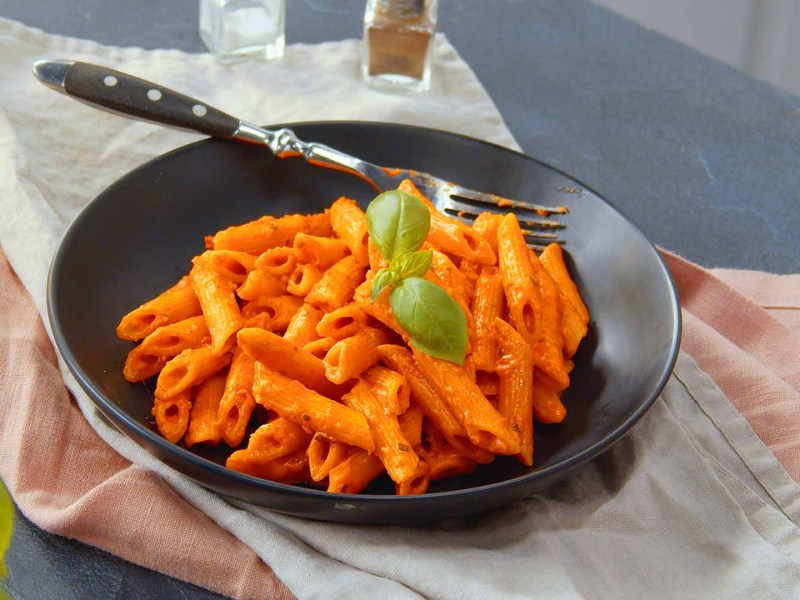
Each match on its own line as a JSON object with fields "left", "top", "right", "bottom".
{"left": 33, "top": 59, "right": 566, "bottom": 246}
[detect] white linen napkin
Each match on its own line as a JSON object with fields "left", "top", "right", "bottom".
{"left": 1, "top": 16, "right": 799, "bottom": 600}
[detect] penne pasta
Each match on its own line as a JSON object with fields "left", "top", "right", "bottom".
{"left": 307, "top": 436, "right": 352, "bottom": 483}
{"left": 123, "top": 345, "right": 167, "bottom": 382}
{"left": 305, "top": 255, "right": 366, "bottom": 312}
{"left": 293, "top": 232, "right": 349, "bottom": 269}
{"left": 155, "top": 346, "right": 231, "bottom": 399}
{"left": 190, "top": 255, "right": 242, "bottom": 354}
{"left": 316, "top": 303, "right": 369, "bottom": 340}
{"left": 216, "top": 348, "right": 256, "bottom": 447}
{"left": 329, "top": 197, "right": 369, "bottom": 266}
{"left": 184, "top": 372, "right": 227, "bottom": 448}
{"left": 237, "top": 327, "right": 342, "bottom": 399}
{"left": 254, "top": 366, "right": 375, "bottom": 453}
{"left": 212, "top": 212, "right": 332, "bottom": 254}
{"left": 283, "top": 303, "right": 325, "bottom": 347}
{"left": 204, "top": 250, "right": 257, "bottom": 283}
{"left": 364, "top": 365, "right": 410, "bottom": 416}
{"left": 324, "top": 327, "right": 388, "bottom": 384}
{"left": 139, "top": 315, "right": 211, "bottom": 358}
{"left": 399, "top": 179, "right": 495, "bottom": 265}
{"left": 118, "top": 187, "right": 590, "bottom": 495}
{"left": 116, "top": 276, "right": 202, "bottom": 341}
{"left": 286, "top": 263, "right": 324, "bottom": 297}
{"left": 412, "top": 347, "right": 521, "bottom": 456}
{"left": 327, "top": 450, "right": 384, "bottom": 494}
{"left": 152, "top": 390, "right": 192, "bottom": 444}
{"left": 470, "top": 267, "right": 505, "bottom": 372}
{"left": 237, "top": 270, "right": 287, "bottom": 302}
{"left": 495, "top": 318, "right": 535, "bottom": 466}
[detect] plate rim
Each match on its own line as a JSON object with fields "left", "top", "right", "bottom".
{"left": 47, "top": 120, "right": 682, "bottom": 503}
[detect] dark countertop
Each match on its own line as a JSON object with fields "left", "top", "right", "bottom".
{"left": 2, "top": 1, "right": 798, "bottom": 599}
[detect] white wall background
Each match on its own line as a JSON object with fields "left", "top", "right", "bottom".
{"left": 591, "top": 0, "right": 800, "bottom": 97}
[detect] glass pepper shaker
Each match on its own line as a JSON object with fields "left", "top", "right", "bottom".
{"left": 362, "top": 0, "right": 439, "bottom": 92}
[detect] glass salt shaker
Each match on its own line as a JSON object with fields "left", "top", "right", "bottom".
{"left": 199, "top": 0, "right": 286, "bottom": 63}
{"left": 362, "top": 0, "right": 438, "bottom": 92}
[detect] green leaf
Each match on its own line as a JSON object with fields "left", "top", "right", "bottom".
{"left": 390, "top": 277, "right": 467, "bottom": 365}
{"left": 365, "top": 190, "right": 430, "bottom": 263}
{"left": 370, "top": 268, "right": 400, "bottom": 302}
{"left": 0, "top": 478, "right": 12, "bottom": 580}
{"left": 390, "top": 250, "right": 433, "bottom": 280}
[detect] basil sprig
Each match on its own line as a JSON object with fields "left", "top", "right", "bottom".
{"left": 366, "top": 190, "right": 467, "bottom": 364}
{"left": 0, "top": 478, "right": 12, "bottom": 579}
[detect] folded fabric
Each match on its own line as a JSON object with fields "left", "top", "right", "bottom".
{"left": 1, "top": 16, "right": 799, "bottom": 600}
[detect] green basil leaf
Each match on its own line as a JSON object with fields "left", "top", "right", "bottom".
{"left": 0, "top": 478, "right": 12, "bottom": 579}
{"left": 370, "top": 268, "right": 400, "bottom": 302}
{"left": 390, "top": 277, "right": 467, "bottom": 365}
{"left": 390, "top": 250, "right": 433, "bottom": 280}
{"left": 366, "top": 190, "right": 430, "bottom": 262}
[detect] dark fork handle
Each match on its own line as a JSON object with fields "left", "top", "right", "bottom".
{"left": 32, "top": 59, "right": 241, "bottom": 139}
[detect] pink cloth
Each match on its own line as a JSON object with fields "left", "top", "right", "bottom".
{"left": 0, "top": 246, "right": 798, "bottom": 597}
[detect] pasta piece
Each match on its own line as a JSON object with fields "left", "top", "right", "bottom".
{"left": 307, "top": 435, "right": 352, "bottom": 482}
{"left": 152, "top": 390, "right": 192, "bottom": 444}
{"left": 342, "top": 380, "right": 419, "bottom": 484}
{"left": 476, "top": 370, "right": 500, "bottom": 396}
{"left": 155, "top": 347, "right": 231, "bottom": 398}
{"left": 376, "top": 345, "right": 492, "bottom": 464}
{"left": 240, "top": 294, "right": 304, "bottom": 332}
{"left": 237, "top": 327, "right": 342, "bottom": 399}
{"left": 316, "top": 303, "right": 368, "bottom": 340}
{"left": 398, "top": 179, "right": 495, "bottom": 265}
{"left": 293, "top": 232, "right": 349, "bottom": 269}
{"left": 364, "top": 365, "right": 410, "bottom": 416}
{"left": 190, "top": 255, "right": 242, "bottom": 354}
{"left": 495, "top": 318, "right": 535, "bottom": 466}
{"left": 204, "top": 250, "right": 257, "bottom": 283}
{"left": 540, "top": 243, "right": 590, "bottom": 358}
{"left": 123, "top": 345, "right": 167, "bottom": 382}
{"left": 302, "top": 337, "right": 336, "bottom": 360}
{"left": 116, "top": 276, "right": 202, "bottom": 341}
{"left": 237, "top": 270, "right": 287, "bottom": 302}
{"left": 254, "top": 247, "right": 297, "bottom": 277}
{"left": 305, "top": 255, "right": 366, "bottom": 312}
{"left": 470, "top": 267, "right": 505, "bottom": 371}
{"left": 254, "top": 366, "right": 375, "bottom": 452}
{"left": 184, "top": 372, "right": 226, "bottom": 448}
{"left": 532, "top": 371, "right": 567, "bottom": 424}
{"left": 227, "top": 417, "right": 313, "bottom": 477}
{"left": 327, "top": 450, "right": 384, "bottom": 494}
{"left": 139, "top": 315, "right": 211, "bottom": 358}
{"left": 324, "top": 328, "right": 388, "bottom": 384}
{"left": 423, "top": 444, "right": 479, "bottom": 481}
{"left": 211, "top": 212, "right": 332, "bottom": 254}
{"left": 395, "top": 459, "right": 430, "bottom": 495}
{"left": 397, "top": 404, "right": 424, "bottom": 449}
{"left": 459, "top": 212, "right": 504, "bottom": 298}
{"left": 286, "top": 264, "right": 324, "bottom": 297}
{"left": 497, "top": 213, "right": 541, "bottom": 350}
{"left": 283, "top": 303, "right": 325, "bottom": 346}
{"left": 329, "top": 197, "right": 369, "bottom": 266}
{"left": 412, "top": 347, "right": 521, "bottom": 456}
{"left": 227, "top": 449, "right": 311, "bottom": 484}
{"left": 216, "top": 348, "right": 256, "bottom": 447}
{"left": 527, "top": 248, "right": 569, "bottom": 390}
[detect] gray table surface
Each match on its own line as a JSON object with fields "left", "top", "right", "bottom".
{"left": 1, "top": 1, "right": 798, "bottom": 598}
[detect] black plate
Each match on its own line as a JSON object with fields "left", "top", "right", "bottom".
{"left": 48, "top": 122, "right": 680, "bottom": 524}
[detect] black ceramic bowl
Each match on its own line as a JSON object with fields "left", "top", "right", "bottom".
{"left": 48, "top": 122, "right": 680, "bottom": 524}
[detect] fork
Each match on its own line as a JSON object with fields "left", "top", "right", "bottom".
{"left": 32, "top": 59, "right": 566, "bottom": 246}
